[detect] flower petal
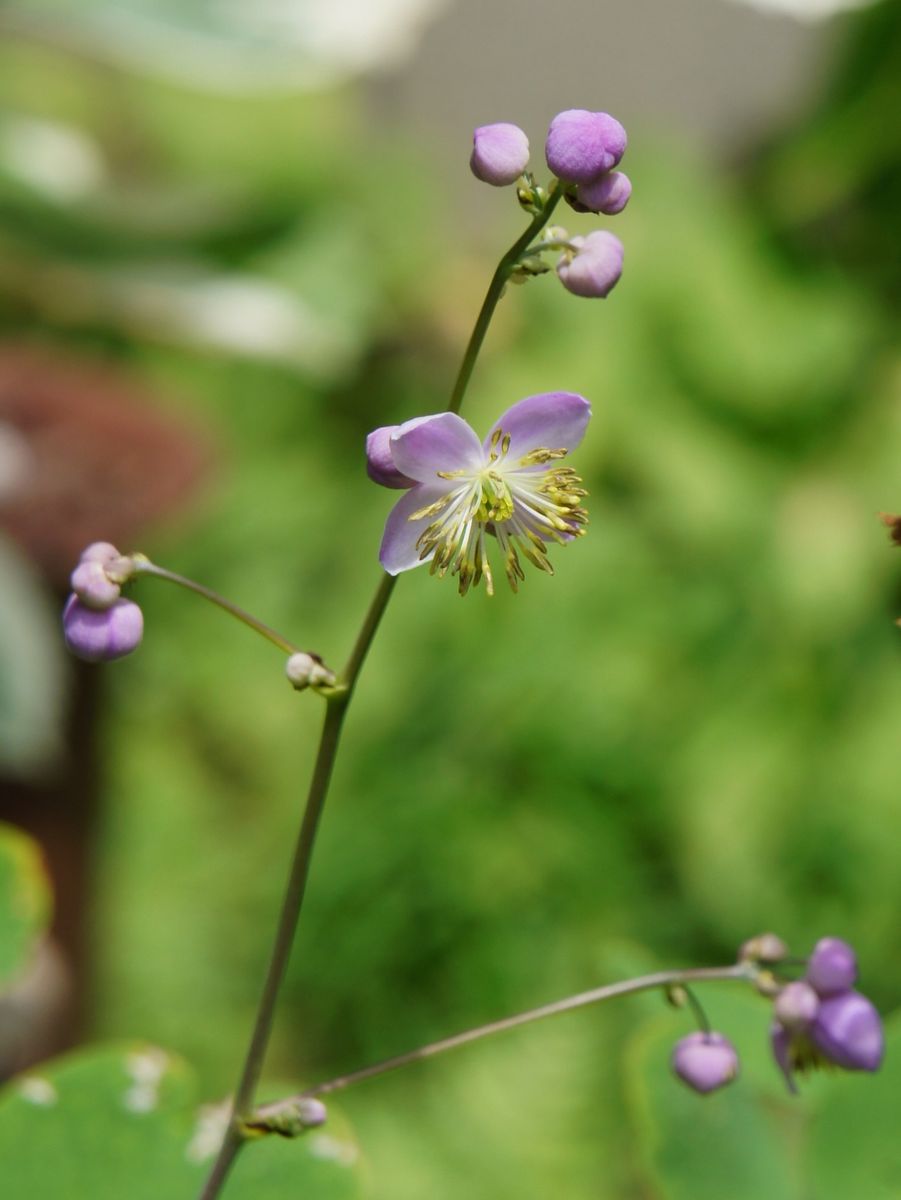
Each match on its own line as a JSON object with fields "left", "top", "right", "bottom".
{"left": 485, "top": 392, "right": 591, "bottom": 461}
{"left": 379, "top": 482, "right": 452, "bottom": 575}
{"left": 389, "top": 412, "right": 483, "bottom": 483}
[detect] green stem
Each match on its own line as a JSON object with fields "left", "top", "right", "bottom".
{"left": 198, "top": 697, "right": 349, "bottom": 1199}
{"left": 133, "top": 559, "right": 300, "bottom": 657}
{"left": 251, "top": 963, "right": 751, "bottom": 1121}
{"left": 447, "top": 188, "right": 562, "bottom": 415}
{"left": 197, "top": 193, "right": 565, "bottom": 1199}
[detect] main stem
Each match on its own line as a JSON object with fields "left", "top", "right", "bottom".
{"left": 448, "top": 190, "right": 561, "bottom": 415}
{"left": 198, "top": 194, "right": 561, "bottom": 1200}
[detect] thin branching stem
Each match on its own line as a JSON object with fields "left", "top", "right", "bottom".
{"left": 197, "top": 191, "right": 567, "bottom": 1200}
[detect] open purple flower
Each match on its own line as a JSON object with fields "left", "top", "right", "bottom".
{"left": 368, "top": 392, "right": 591, "bottom": 595}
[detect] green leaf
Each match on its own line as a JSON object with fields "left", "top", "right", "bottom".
{"left": 0, "top": 822, "right": 52, "bottom": 987}
{"left": 806, "top": 1010, "right": 901, "bottom": 1200}
{"left": 626, "top": 988, "right": 799, "bottom": 1200}
{"left": 0, "top": 1044, "right": 362, "bottom": 1200}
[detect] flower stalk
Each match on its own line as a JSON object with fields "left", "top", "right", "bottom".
{"left": 249, "top": 962, "right": 753, "bottom": 1126}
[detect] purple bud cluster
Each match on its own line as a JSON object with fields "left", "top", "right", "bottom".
{"left": 63, "top": 542, "right": 143, "bottom": 662}
{"left": 671, "top": 935, "right": 883, "bottom": 1099}
{"left": 770, "top": 937, "right": 884, "bottom": 1091}
{"left": 468, "top": 108, "right": 630, "bottom": 300}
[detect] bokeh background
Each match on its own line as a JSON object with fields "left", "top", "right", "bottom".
{"left": 0, "top": 0, "right": 900, "bottom": 1196}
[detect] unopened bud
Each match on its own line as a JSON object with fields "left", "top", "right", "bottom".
{"left": 285, "top": 653, "right": 336, "bottom": 691}
{"left": 774, "top": 981, "right": 820, "bottom": 1033}
{"left": 739, "top": 932, "right": 789, "bottom": 965}
{"left": 671, "top": 1031, "right": 739, "bottom": 1095}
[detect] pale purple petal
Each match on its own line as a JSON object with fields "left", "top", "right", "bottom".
{"left": 379, "top": 482, "right": 451, "bottom": 575}
{"left": 389, "top": 412, "right": 483, "bottom": 483}
{"left": 366, "top": 425, "right": 416, "bottom": 489}
{"left": 485, "top": 392, "right": 591, "bottom": 461}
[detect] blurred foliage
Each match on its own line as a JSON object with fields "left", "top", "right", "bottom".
{"left": 0, "top": 1, "right": 899, "bottom": 1198}
{"left": 0, "top": 821, "right": 52, "bottom": 985}
{"left": 0, "top": 540, "right": 64, "bottom": 777}
{"left": 0, "top": 1043, "right": 362, "bottom": 1199}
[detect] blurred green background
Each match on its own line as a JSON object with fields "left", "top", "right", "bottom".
{"left": 0, "top": 0, "right": 899, "bottom": 1196}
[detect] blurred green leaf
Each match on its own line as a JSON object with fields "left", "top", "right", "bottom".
{"left": 0, "top": 1044, "right": 362, "bottom": 1199}
{"left": 0, "top": 821, "right": 51, "bottom": 987}
{"left": 626, "top": 988, "right": 799, "bottom": 1200}
{"left": 0, "top": 537, "right": 64, "bottom": 777}
{"left": 806, "top": 1011, "right": 901, "bottom": 1200}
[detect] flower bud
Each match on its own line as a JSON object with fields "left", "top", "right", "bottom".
{"left": 296, "top": 1097, "right": 327, "bottom": 1129}
{"left": 62, "top": 595, "right": 143, "bottom": 662}
{"left": 774, "top": 981, "right": 820, "bottom": 1033}
{"left": 70, "top": 559, "right": 121, "bottom": 611}
{"left": 574, "top": 170, "right": 632, "bottom": 215}
{"left": 671, "top": 1031, "right": 739, "bottom": 1095}
{"left": 79, "top": 541, "right": 121, "bottom": 566}
{"left": 545, "top": 109, "right": 627, "bottom": 184}
{"left": 811, "top": 991, "right": 884, "bottom": 1072}
{"left": 556, "top": 231, "right": 624, "bottom": 299}
{"left": 470, "top": 123, "right": 530, "bottom": 187}
{"left": 806, "top": 937, "right": 858, "bottom": 997}
{"left": 285, "top": 652, "right": 336, "bottom": 691}
{"left": 365, "top": 426, "right": 416, "bottom": 489}
{"left": 739, "top": 932, "right": 789, "bottom": 965}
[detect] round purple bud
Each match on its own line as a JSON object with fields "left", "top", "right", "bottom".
{"left": 806, "top": 937, "right": 858, "bottom": 997}
{"left": 556, "top": 231, "right": 624, "bottom": 299}
{"left": 62, "top": 594, "right": 143, "bottom": 662}
{"left": 70, "top": 559, "right": 121, "bottom": 611}
{"left": 545, "top": 109, "right": 627, "bottom": 184}
{"left": 575, "top": 170, "right": 632, "bottom": 216}
{"left": 774, "top": 981, "right": 820, "bottom": 1033}
{"left": 811, "top": 991, "right": 884, "bottom": 1072}
{"left": 671, "top": 1031, "right": 739, "bottom": 1095}
{"left": 365, "top": 426, "right": 416, "bottom": 489}
{"left": 79, "top": 541, "right": 121, "bottom": 566}
{"left": 470, "top": 122, "right": 530, "bottom": 187}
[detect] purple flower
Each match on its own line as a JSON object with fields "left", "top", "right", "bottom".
{"left": 470, "top": 123, "right": 530, "bottom": 187}
{"left": 63, "top": 594, "right": 143, "bottom": 662}
{"left": 368, "top": 392, "right": 591, "bottom": 595}
{"left": 769, "top": 937, "right": 884, "bottom": 1091}
{"left": 806, "top": 937, "right": 858, "bottom": 997}
{"left": 811, "top": 991, "right": 884, "bottom": 1072}
{"left": 556, "top": 231, "right": 624, "bottom": 299}
{"left": 545, "top": 110, "right": 627, "bottom": 184}
{"left": 574, "top": 170, "right": 632, "bottom": 216}
{"left": 671, "top": 1031, "right": 739, "bottom": 1095}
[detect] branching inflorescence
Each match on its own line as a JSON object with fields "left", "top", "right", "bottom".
{"left": 57, "top": 107, "right": 893, "bottom": 1200}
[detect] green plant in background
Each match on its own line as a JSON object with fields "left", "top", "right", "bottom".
{"left": 1, "top": 5, "right": 900, "bottom": 1199}
{"left": 0, "top": 92, "right": 896, "bottom": 1199}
